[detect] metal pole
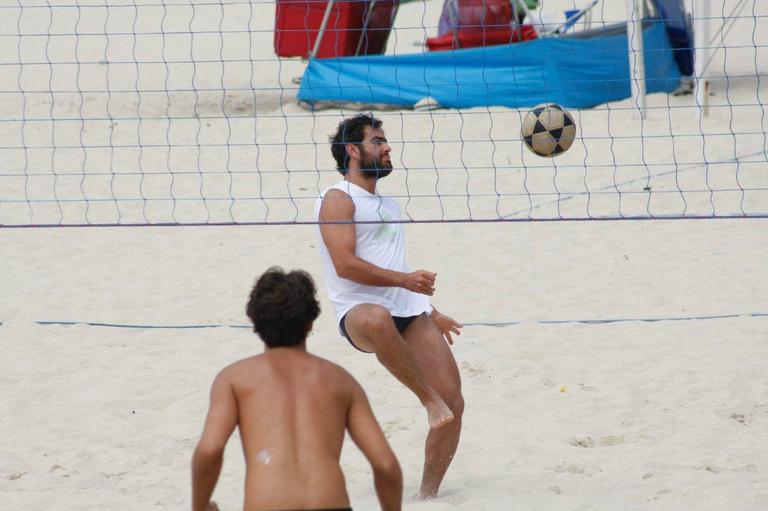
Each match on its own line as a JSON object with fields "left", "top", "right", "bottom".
{"left": 378, "top": 0, "right": 399, "bottom": 54}
{"left": 310, "top": 0, "right": 337, "bottom": 59}
{"left": 355, "top": 0, "right": 379, "bottom": 56}
{"left": 692, "top": 0, "right": 711, "bottom": 117}
{"left": 626, "top": 0, "right": 647, "bottom": 118}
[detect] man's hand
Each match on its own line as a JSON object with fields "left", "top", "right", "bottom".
{"left": 430, "top": 309, "right": 463, "bottom": 345}
{"left": 403, "top": 270, "right": 436, "bottom": 295}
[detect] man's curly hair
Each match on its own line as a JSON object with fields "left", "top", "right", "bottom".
{"left": 246, "top": 267, "right": 321, "bottom": 347}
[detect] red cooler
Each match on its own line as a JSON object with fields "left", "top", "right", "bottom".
{"left": 275, "top": 0, "right": 398, "bottom": 59}
{"left": 426, "top": 24, "right": 537, "bottom": 51}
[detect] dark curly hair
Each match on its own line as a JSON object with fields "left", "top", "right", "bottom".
{"left": 329, "top": 113, "right": 383, "bottom": 174}
{"left": 246, "top": 267, "right": 321, "bottom": 347}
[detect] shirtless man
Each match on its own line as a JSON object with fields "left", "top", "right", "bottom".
{"left": 191, "top": 267, "right": 402, "bottom": 511}
{"left": 314, "top": 114, "right": 464, "bottom": 498}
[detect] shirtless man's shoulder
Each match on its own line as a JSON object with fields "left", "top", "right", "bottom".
{"left": 217, "top": 350, "right": 360, "bottom": 401}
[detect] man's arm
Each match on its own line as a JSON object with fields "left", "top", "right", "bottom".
{"left": 345, "top": 378, "right": 403, "bottom": 511}
{"left": 191, "top": 371, "right": 238, "bottom": 511}
{"left": 318, "top": 189, "right": 435, "bottom": 295}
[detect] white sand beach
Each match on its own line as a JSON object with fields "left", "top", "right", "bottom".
{"left": 2, "top": 219, "right": 768, "bottom": 510}
{"left": 1, "top": 0, "right": 767, "bottom": 509}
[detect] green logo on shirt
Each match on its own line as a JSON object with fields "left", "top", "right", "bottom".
{"left": 373, "top": 207, "right": 396, "bottom": 243}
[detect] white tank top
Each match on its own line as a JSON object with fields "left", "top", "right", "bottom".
{"left": 314, "top": 180, "right": 431, "bottom": 328}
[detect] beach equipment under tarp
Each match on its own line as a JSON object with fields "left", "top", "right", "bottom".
{"left": 297, "top": 19, "right": 681, "bottom": 109}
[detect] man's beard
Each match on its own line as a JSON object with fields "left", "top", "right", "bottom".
{"left": 360, "top": 152, "right": 393, "bottom": 179}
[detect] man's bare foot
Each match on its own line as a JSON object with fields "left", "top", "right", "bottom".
{"left": 414, "top": 488, "right": 439, "bottom": 499}
{"left": 426, "top": 399, "right": 454, "bottom": 429}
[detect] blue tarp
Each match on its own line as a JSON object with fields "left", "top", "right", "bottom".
{"left": 298, "top": 19, "right": 681, "bottom": 109}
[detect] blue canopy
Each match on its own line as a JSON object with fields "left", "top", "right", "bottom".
{"left": 298, "top": 19, "right": 681, "bottom": 109}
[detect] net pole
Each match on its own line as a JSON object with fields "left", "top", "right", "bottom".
{"left": 692, "top": 0, "right": 711, "bottom": 118}
{"left": 626, "top": 0, "right": 647, "bottom": 118}
{"left": 311, "top": 0, "right": 337, "bottom": 58}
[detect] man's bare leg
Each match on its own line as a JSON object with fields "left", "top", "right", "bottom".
{"left": 420, "top": 412, "right": 462, "bottom": 498}
{"left": 344, "top": 304, "right": 454, "bottom": 429}
{"left": 403, "top": 314, "right": 464, "bottom": 498}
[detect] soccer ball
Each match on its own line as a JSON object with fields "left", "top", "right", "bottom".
{"left": 521, "top": 103, "right": 576, "bottom": 157}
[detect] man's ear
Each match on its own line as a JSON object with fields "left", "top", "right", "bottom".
{"left": 345, "top": 143, "right": 359, "bottom": 162}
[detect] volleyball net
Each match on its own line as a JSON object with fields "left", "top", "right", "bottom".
{"left": 0, "top": 0, "right": 766, "bottom": 227}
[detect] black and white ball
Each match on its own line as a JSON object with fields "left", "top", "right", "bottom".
{"left": 521, "top": 103, "right": 576, "bottom": 157}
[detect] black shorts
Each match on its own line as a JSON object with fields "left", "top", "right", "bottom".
{"left": 339, "top": 311, "right": 424, "bottom": 353}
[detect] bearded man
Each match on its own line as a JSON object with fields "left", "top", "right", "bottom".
{"left": 314, "top": 114, "right": 464, "bottom": 498}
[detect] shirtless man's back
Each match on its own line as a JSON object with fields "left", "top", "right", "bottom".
{"left": 192, "top": 267, "right": 402, "bottom": 511}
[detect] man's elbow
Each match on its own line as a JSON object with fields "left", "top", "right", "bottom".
{"left": 193, "top": 441, "right": 224, "bottom": 465}
{"left": 373, "top": 453, "right": 402, "bottom": 480}
{"left": 332, "top": 259, "right": 354, "bottom": 280}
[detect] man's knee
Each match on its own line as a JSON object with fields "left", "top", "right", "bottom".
{"left": 360, "top": 306, "right": 396, "bottom": 337}
{"left": 353, "top": 305, "right": 396, "bottom": 339}
{"left": 448, "top": 391, "right": 464, "bottom": 419}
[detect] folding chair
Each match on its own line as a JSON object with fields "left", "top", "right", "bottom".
{"left": 520, "top": 0, "right": 599, "bottom": 37}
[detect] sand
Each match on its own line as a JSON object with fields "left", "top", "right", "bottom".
{"left": 3, "top": 219, "right": 767, "bottom": 510}
{"left": 1, "top": 0, "right": 767, "bottom": 509}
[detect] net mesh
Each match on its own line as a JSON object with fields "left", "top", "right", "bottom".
{"left": 0, "top": 0, "right": 766, "bottom": 227}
